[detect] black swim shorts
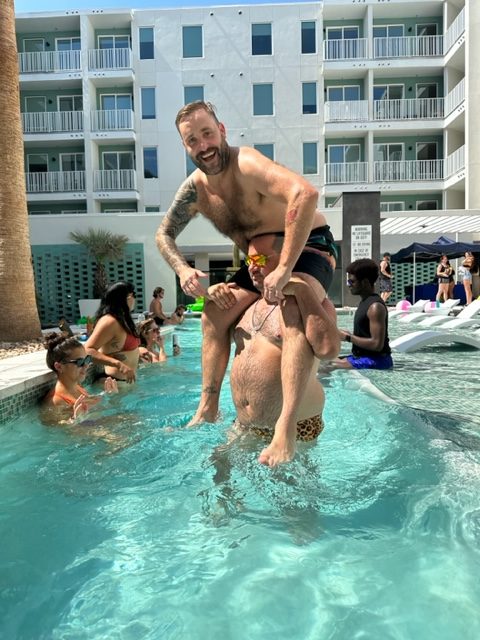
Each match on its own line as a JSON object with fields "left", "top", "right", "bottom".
{"left": 228, "top": 251, "right": 333, "bottom": 294}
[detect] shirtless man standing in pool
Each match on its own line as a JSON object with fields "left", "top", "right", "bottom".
{"left": 155, "top": 101, "right": 337, "bottom": 434}
{"left": 209, "top": 233, "right": 339, "bottom": 467}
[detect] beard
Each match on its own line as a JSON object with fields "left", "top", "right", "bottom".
{"left": 190, "top": 139, "right": 230, "bottom": 175}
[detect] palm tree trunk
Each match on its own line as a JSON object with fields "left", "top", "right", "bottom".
{"left": 0, "top": 1, "right": 41, "bottom": 341}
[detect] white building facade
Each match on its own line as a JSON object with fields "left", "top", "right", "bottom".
{"left": 15, "top": 0, "right": 474, "bottom": 322}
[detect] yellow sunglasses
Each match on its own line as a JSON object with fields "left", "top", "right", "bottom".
{"left": 245, "top": 254, "right": 272, "bottom": 267}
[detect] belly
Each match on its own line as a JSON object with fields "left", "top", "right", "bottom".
{"left": 104, "top": 350, "right": 139, "bottom": 380}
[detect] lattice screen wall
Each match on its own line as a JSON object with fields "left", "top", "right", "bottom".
{"left": 32, "top": 244, "right": 145, "bottom": 326}
{"left": 389, "top": 261, "right": 438, "bottom": 303}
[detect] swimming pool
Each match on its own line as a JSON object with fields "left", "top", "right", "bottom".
{"left": 1, "top": 319, "right": 480, "bottom": 639}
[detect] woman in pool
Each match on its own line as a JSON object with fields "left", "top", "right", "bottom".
{"left": 85, "top": 281, "right": 140, "bottom": 383}
{"left": 138, "top": 318, "right": 168, "bottom": 363}
{"left": 167, "top": 305, "right": 186, "bottom": 325}
{"left": 42, "top": 333, "right": 117, "bottom": 424}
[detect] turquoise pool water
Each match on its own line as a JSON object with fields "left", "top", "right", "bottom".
{"left": 1, "top": 320, "right": 480, "bottom": 639}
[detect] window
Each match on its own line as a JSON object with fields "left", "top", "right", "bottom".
{"left": 254, "top": 144, "right": 274, "bottom": 160}
{"left": 416, "top": 24, "right": 437, "bottom": 37}
{"left": 27, "top": 153, "right": 48, "bottom": 172}
{"left": 60, "top": 153, "right": 84, "bottom": 171}
{"left": 380, "top": 201, "right": 405, "bottom": 212}
{"left": 141, "top": 88, "right": 156, "bottom": 119}
{"left": 23, "top": 38, "right": 44, "bottom": 52}
{"left": 56, "top": 37, "right": 80, "bottom": 51}
{"left": 102, "top": 151, "right": 134, "bottom": 170}
{"left": 184, "top": 85, "right": 204, "bottom": 104}
{"left": 101, "top": 94, "right": 133, "bottom": 110}
{"left": 327, "top": 86, "right": 360, "bottom": 101}
{"left": 139, "top": 27, "right": 154, "bottom": 59}
{"left": 374, "top": 85, "right": 404, "bottom": 101}
{"left": 416, "top": 83, "right": 438, "bottom": 99}
{"left": 252, "top": 23, "right": 272, "bottom": 55}
{"left": 327, "top": 145, "right": 360, "bottom": 163}
{"left": 302, "top": 82, "right": 317, "bottom": 114}
{"left": 301, "top": 21, "right": 316, "bottom": 54}
{"left": 373, "top": 25, "right": 404, "bottom": 38}
{"left": 183, "top": 26, "right": 203, "bottom": 58}
{"left": 25, "top": 96, "right": 46, "bottom": 112}
{"left": 325, "top": 26, "right": 360, "bottom": 59}
{"left": 143, "top": 147, "right": 158, "bottom": 179}
{"left": 416, "top": 142, "right": 437, "bottom": 161}
{"left": 98, "top": 35, "right": 130, "bottom": 49}
{"left": 253, "top": 84, "right": 273, "bottom": 116}
{"left": 373, "top": 25, "right": 404, "bottom": 57}
{"left": 417, "top": 200, "right": 438, "bottom": 210}
{"left": 145, "top": 206, "right": 160, "bottom": 212}
{"left": 374, "top": 143, "right": 403, "bottom": 162}
{"left": 58, "top": 95, "right": 83, "bottom": 111}
{"left": 303, "top": 142, "right": 318, "bottom": 174}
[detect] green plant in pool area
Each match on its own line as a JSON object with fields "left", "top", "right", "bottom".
{"left": 69, "top": 228, "right": 129, "bottom": 298}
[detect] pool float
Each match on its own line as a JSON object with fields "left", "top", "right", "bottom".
{"left": 186, "top": 297, "right": 205, "bottom": 313}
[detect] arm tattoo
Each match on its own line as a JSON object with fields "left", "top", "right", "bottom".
{"left": 156, "top": 178, "right": 198, "bottom": 273}
{"left": 286, "top": 208, "right": 298, "bottom": 226}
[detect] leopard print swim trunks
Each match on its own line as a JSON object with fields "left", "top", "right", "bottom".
{"left": 233, "top": 415, "right": 324, "bottom": 441}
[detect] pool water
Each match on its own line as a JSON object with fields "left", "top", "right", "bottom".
{"left": 1, "top": 320, "right": 480, "bottom": 639}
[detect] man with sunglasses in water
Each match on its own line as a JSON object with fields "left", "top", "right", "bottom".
{"left": 208, "top": 233, "right": 339, "bottom": 467}
{"left": 333, "top": 259, "right": 393, "bottom": 370}
{"left": 156, "top": 101, "right": 338, "bottom": 430}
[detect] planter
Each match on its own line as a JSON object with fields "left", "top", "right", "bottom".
{"left": 78, "top": 299, "right": 101, "bottom": 319}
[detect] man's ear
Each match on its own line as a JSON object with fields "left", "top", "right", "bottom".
{"left": 219, "top": 122, "right": 226, "bottom": 137}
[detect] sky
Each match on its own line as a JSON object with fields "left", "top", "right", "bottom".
{"left": 15, "top": 0, "right": 288, "bottom": 13}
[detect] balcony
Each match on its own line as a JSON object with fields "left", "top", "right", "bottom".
{"left": 91, "top": 109, "right": 134, "bottom": 131}
{"left": 22, "top": 111, "right": 84, "bottom": 134}
{"left": 25, "top": 171, "right": 85, "bottom": 193}
{"left": 93, "top": 169, "right": 137, "bottom": 191}
{"left": 325, "top": 162, "right": 368, "bottom": 185}
{"left": 374, "top": 160, "right": 444, "bottom": 182}
{"left": 18, "top": 50, "right": 81, "bottom": 74}
{"left": 325, "top": 100, "right": 369, "bottom": 122}
{"left": 323, "top": 38, "right": 368, "bottom": 61}
{"left": 88, "top": 48, "right": 132, "bottom": 71}
{"left": 323, "top": 35, "right": 443, "bottom": 62}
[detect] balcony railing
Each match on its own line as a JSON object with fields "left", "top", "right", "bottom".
{"left": 373, "top": 35, "right": 443, "bottom": 58}
{"left": 88, "top": 48, "right": 132, "bottom": 71}
{"left": 91, "top": 109, "right": 134, "bottom": 131}
{"left": 25, "top": 171, "right": 85, "bottom": 193}
{"left": 94, "top": 169, "right": 137, "bottom": 191}
{"left": 374, "top": 160, "right": 444, "bottom": 182}
{"left": 324, "top": 100, "right": 368, "bottom": 122}
{"left": 323, "top": 38, "right": 368, "bottom": 61}
{"left": 325, "top": 162, "right": 368, "bottom": 184}
{"left": 444, "top": 8, "right": 465, "bottom": 53}
{"left": 445, "top": 78, "right": 465, "bottom": 117}
{"left": 445, "top": 145, "right": 465, "bottom": 178}
{"left": 374, "top": 97, "right": 444, "bottom": 120}
{"left": 22, "top": 111, "right": 84, "bottom": 134}
{"left": 18, "top": 50, "right": 81, "bottom": 74}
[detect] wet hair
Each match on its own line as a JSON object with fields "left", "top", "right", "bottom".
{"left": 175, "top": 101, "right": 220, "bottom": 131}
{"left": 152, "top": 287, "right": 164, "bottom": 298}
{"left": 95, "top": 281, "right": 138, "bottom": 337}
{"left": 174, "top": 305, "right": 186, "bottom": 314}
{"left": 137, "top": 318, "right": 157, "bottom": 347}
{"left": 347, "top": 259, "right": 379, "bottom": 286}
{"left": 44, "top": 332, "right": 83, "bottom": 372}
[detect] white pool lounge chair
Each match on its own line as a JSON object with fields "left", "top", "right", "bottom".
{"left": 416, "top": 299, "right": 480, "bottom": 329}
{"left": 388, "top": 299, "right": 430, "bottom": 319}
{"left": 390, "top": 328, "right": 480, "bottom": 353}
{"left": 397, "top": 299, "right": 461, "bottom": 324}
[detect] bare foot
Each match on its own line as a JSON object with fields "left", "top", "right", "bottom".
{"left": 186, "top": 409, "right": 218, "bottom": 427}
{"left": 258, "top": 436, "right": 296, "bottom": 468}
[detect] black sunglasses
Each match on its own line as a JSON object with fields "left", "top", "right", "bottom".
{"left": 62, "top": 355, "right": 92, "bottom": 368}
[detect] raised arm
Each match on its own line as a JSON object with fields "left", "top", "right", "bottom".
{"left": 155, "top": 177, "right": 207, "bottom": 297}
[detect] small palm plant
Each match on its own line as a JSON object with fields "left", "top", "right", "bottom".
{"left": 69, "top": 228, "right": 129, "bottom": 298}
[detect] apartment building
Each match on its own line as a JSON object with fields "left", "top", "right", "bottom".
{"left": 15, "top": 0, "right": 472, "bottom": 322}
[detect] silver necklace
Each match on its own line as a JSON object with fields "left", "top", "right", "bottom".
{"left": 251, "top": 300, "right": 277, "bottom": 333}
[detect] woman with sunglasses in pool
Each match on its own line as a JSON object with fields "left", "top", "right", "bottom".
{"left": 42, "top": 333, "right": 117, "bottom": 424}
{"left": 85, "top": 282, "right": 140, "bottom": 384}
{"left": 137, "top": 318, "right": 168, "bottom": 363}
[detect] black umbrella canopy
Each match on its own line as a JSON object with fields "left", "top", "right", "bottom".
{"left": 391, "top": 236, "right": 480, "bottom": 263}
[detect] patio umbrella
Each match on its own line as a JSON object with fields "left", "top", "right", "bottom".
{"left": 390, "top": 236, "right": 480, "bottom": 302}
